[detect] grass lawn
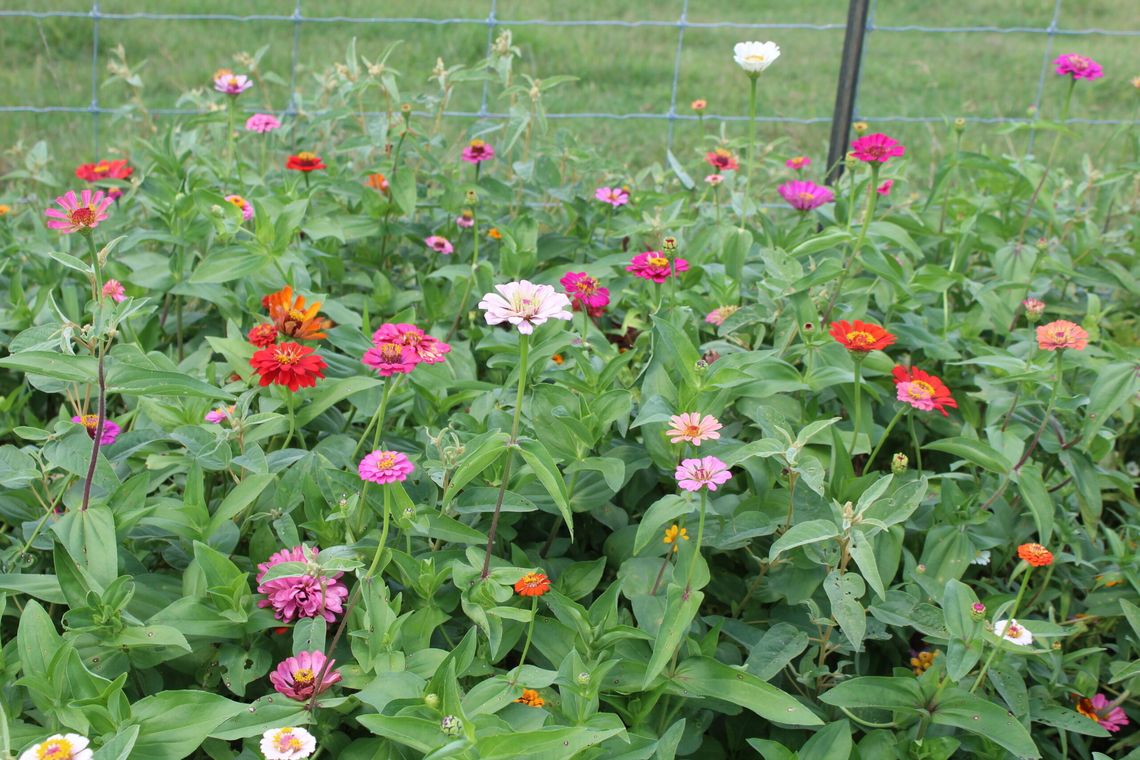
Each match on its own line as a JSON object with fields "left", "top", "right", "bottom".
{"left": 0, "top": 0, "right": 1137, "bottom": 174}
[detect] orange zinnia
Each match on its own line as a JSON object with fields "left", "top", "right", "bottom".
{"left": 1017, "top": 543, "right": 1054, "bottom": 567}
{"left": 514, "top": 689, "right": 545, "bottom": 708}
{"left": 829, "top": 320, "right": 896, "bottom": 352}
{"left": 263, "top": 286, "right": 332, "bottom": 341}
{"left": 514, "top": 572, "right": 551, "bottom": 597}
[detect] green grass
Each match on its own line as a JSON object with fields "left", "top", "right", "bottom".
{"left": 0, "top": 0, "right": 1137, "bottom": 174}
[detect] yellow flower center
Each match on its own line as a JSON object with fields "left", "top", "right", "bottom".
{"left": 274, "top": 346, "right": 303, "bottom": 366}
{"left": 375, "top": 452, "right": 397, "bottom": 470}
{"left": 906, "top": 381, "right": 935, "bottom": 400}
{"left": 273, "top": 729, "right": 303, "bottom": 750}
{"left": 37, "top": 739, "right": 73, "bottom": 759}
{"left": 846, "top": 330, "right": 875, "bottom": 346}
{"left": 647, "top": 256, "right": 668, "bottom": 267}
{"left": 292, "top": 668, "right": 315, "bottom": 684}
{"left": 745, "top": 53, "right": 766, "bottom": 63}
{"left": 297, "top": 152, "right": 317, "bottom": 161}
{"left": 228, "top": 195, "right": 247, "bottom": 209}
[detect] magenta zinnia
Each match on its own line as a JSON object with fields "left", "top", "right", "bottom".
{"left": 1054, "top": 53, "right": 1103, "bottom": 80}
{"left": 626, "top": 251, "right": 689, "bottom": 283}
{"left": 675, "top": 456, "right": 732, "bottom": 492}
{"left": 778, "top": 180, "right": 834, "bottom": 211}
{"left": 256, "top": 545, "right": 349, "bottom": 623}
{"left": 478, "top": 280, "right": 573, "bottom": 334}
{"left": 359, "top": 450, "right": 415, "bottom": 484}
{"left": 44, "top": 189, "right": 113, "bottom": 234}
{"left": 850, "top": 133, "right": 906, "bottom": 164}
{"left": 425, "top": 235, "right": 454, "bottom": 254}
{"left": 461, "top": 138, "right": 495, "bottom": 164}
{"left": 270, "top": 651, "right": 340, "bottom": 701}
{"left": 560, "top": 272, "right": 610, "bottom": 317}
{"left": 72, "top": 414, "right": 121, "bottom": 446}
{"left": 245, "top": 113, "right": 281, "bottom": 133}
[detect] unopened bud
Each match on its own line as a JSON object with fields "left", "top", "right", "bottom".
{"left": 576, "top": 671, "right": 591, "bottom": 686}
{"left": 844, "top": 151, "right": 858, "bottom": 171}
{"left": 440, "top": 715, "right": 461, "bottom": 735}
{"left": 853, "top": 121, "right": 869, "bottom": 135}
{"left": 694, "top": 359, "right": 709, "bottom": 373}
{"left": 465, "top": 190, "right": 478, "bottom": 205}
{"left": 891, "top": 452, "right": 908, "bottom": 474}
{"left": 953, "top": 117, "right": 966, "bottom": 133}
{"left": 662, "top": 236, "right": 677, "bottom": 252}
{"left": 1022, "top": 298, "right": 1045, "bottom": 322}
{"left": 424, "top": 693, "right": 440, "bottom": 709}
{"left": 971, "top": 602, "right": 986, "bottom": 621}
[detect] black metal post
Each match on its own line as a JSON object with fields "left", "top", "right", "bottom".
{"left": 826, "top": 0, "right": 872, "bottom": 185}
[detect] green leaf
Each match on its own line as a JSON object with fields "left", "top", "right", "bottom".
{"left": 0, "top": 574, "right": 65, "bottom": 604}
{"left": 190, "top": 247, "right": 269, "bottom": 284}
{"left": 478, "top": 714, "right": 627, "bottom": 758}
{"left": 820, "top": 676, "right": 924, "bottom": 711}
{"left": 633, "top": 495, "right": 691, "bottom": 555}
{"left": 1082, "top": 361, "right": 1140, "bottom": 442}
{"left": 768, "top": 520, "right": 839, "bottom": 561}
{"left": 666, "top": 150, "right": 695, "bottom": 190}
{"left": 824, "top": 570, "right": 866, "bottom": 651}
{"left": 848, "top": 530, "right": 885, "bottom": 600}
{"left": 207, "top": 473, "right": 275, "bottom": 534}
{"left": 17, "top": 600, "right": 61, "bottom": 683}
{"left": 296, "top": 376, "right": 381, "bottom": 425}
{"left": 1014, "top": 464, "right": 1054, "bottom": 545}
{"left": 91, "top": 726, "right": 140, "bottom": 760}
{"left": 745, "top": 622, "right": 810, "bottom": 681}
{"left": 0, "top": 445, "right": 39, "bottom": 488}
{"left": 517, "top": 439, "right": 574, "bottom": 540}
{"left": 0, "top": 351, "right": 97, "bottom": 382}
{"left": 443, "top": 431, "right": 509, "bottom": 502}
{"left": 1033, "top": 704, "right": 1110, "bottom": 737}
{"left": 106, "top": 364, "right": 232, "bottom": 400}
{"left": 389, "top": 169, "right": 417, "bottom": 216}
{"left": 357, "top": 715, "right": 442, "bottom": 753}
{"left": 51, "top": 504, "right": 118, "bottom": 588}
{"left": 798, "top": 719, "right": 852, "bottom": 760}
{"left": 923, "top": 437, "right": 1011, "bottom": 474}
{"left": 931, "top": 689, "right": 1041, "bottom": 758}
{"left": 941, "top": 579, "right": 981, "bottom": 640}
{"left": 132, "top": 691, "right": 247, "bottom": 760}
{"left": 643, "top": 583, "right": 703, "bottom": 688}
{"left": 669, "top": 657, "right": 822, "bottom": 726}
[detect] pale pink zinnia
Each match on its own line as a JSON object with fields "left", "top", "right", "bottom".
{"left": 44, "top": 189, "right": 112, "bottom": 234}
{"left": 478, "top": 280, "right": 573, "bottom": 334}
{"left": 704, "top": 174, "right": 724, "bottom": 186}
{"left": 877, "top": 179, "right": 894, "bottom": 196}
{"left": 256, "top": 545, "right": 349, "bottom": 623}
{"left": 461, "top": 139, "right": 495, "bottom": 164}
{"left": 560, "top": 272, "right": 610, "bottom": 317}
{"left": 1054, "top": 53, "right": 1103, "bottom": 80}
{"left": 72, "top": 414, "right": 120, "bottom": 445}
{"left": 260, "top": 726, "right": 317, "bottom": 760}
{"left": 205, "top": 405, "right": 235, "bottom": 424}
{"left": 778, "top": 180, "right": 834, "bottom": 211}
{"left": 1036, "top": 319, "right": 1088, "bottom": 351}
{"left": 456, "top": 211, "right": 474, "bottom": 229}
{"left": 626, "top": 252, "right": 689, "bottom": 283}
{"left": 666, "top": 413, "right": 723, "bottom": 446}
{"left": 245, "top": 113, "right": 281, "bottom": 132}
{"left": 214, "top": 71, "right": 253, "bottom": 95}
{"left": 705, "top": 305, "right": 738, "bottom": 326}
{"left": 850, "top": 133, "right": 906, "bottom": 164}
{"left": 102, "top": 279, "right": 126, "bottom": 302}
{"left": 595, "top": 186, "right": 630, "bottom": 207}
{"left": 675, "top": 456, "right": 732, "bottom": 492}
{"left": 18, "top": 734, "right": 93, "bottom": 760}
{"left": 270, "top": 651, "right": 341, "bottom": 701}
{"left": 359, "top": 450, "right": 415, "bottom": 484}
{"left": 425, "top": 235, "right": 454, "bottom": 254}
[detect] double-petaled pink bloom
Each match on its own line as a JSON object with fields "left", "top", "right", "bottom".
{"left": 270, "top": 651, "right": 340, "bottom": 701}
{"left": 560, "top": 272, "right": 610, "bottom": 317}
{"left": 44, "top": 189, "right": 113, "bottom": 234}
{"left": 245, "top": 113, "right": 281, "bottom": 133}
{"left": 256, "top": 545, "right": 349, "bottom": 623}
{"left": 778, "top": 180, "right": 834, "bottom": 211}
{"left": 1036, "top": 319, "right": 1088, "bottom": 351}
{"left": 595, "top": 186, "right": 630, "bottom": 207}
{"left": 675, "top": 456, "right": 732, "bottom": 492}
{"left": 102, "top": 279, "right": 126, "bottom": 302}
{"left": 667, "top": 413, "right": 722, "bottom": 446}
{"left": 1054, "top": 53, "right": 1103, "bottom": 80}
{"left": 214, "top": 70, "right": 253, "bottom": 95}
{"left": 626, "top": 251, "right": 689, "bottom": 283}
{"left": 479, "top": 280, "right": 573, "bottom": 334}
{"left": 425, "top": 235, "right": 454, "bottom": 255}
{"left": 359, "top": 450, "right": 415, "bottom": 484}
{"left": 363, "top": 323, "right": 451, "bottom": 377}
{"left": 850, "top": 133, "right": 906, "bottom": 164}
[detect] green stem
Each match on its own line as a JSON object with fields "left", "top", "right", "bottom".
{"left": 510, "top": 595, "right": 539, "bottom": 686}
{"left": 280, "top": 390, "right": 297, "bottom": 450}
{"left": 352, "top": 379, "right": 393, "bottom": 461}
{"left": 852, "top": 355, "right": 864, "bottom": 451}
{"left": 821, "top": 164, "right": 880, "bottom": 324}
{"left": 971, "top": 566, "right": 1033, "bottom": 693}
{"left": 685, "top": 490, "right": 709, "bottom": 593}
{"left": 1016, "top": 78, "right": 1074, "bottom": 243}
{"left": 865, "top": 405, "right": 905, "bottom": 473}
{"left": 747, "top": 75, "right": 759, "bottom": 189}
{"left": 908, "top": 409, "right": 923, "bottom": 473}
{"left": 365, "top": 486, "right": 393, "bottom": 578}
{"left": 447, "top": 207, "right": 480, "bottom": 341}
{"left": 226, "top": 98, "right": 236, "bottom": 181}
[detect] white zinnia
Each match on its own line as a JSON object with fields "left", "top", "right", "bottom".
{"left": 260, "top": 726, "right": 317, "bottom": 760}
{"left": 993, "top": 618, "right": 1033, "bottom": 646}
{"left": 970, "top": 549, "right": 991, "bottom": 566}
{"left": 733, "top": 41, "right": 781, "bottom": 73}
{"left": 478, "top": 280, "right": 573, "bottom": 335}
{"left": 20, "top": 734, "right": 93, "bottom": 760}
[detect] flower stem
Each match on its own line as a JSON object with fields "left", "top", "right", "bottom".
{"left": 908, "top": 409, "right": 923, "bottom": 473}
{"left": 447, "top": 208, "right": 480, "bottom": 342}
{"left": 747, "top": 75, "right": 759, "bottom": 190}
{"left": 685, "top": 490, "right": 709, "bottom": 593}
{"left": 821, "top": 164, "right": 880, "bottom": 324}
{"left": 865, "top": 405, "right": 906, "bottom": 473}
{"left": 1016, "top": 78, "right": 1075, "bottom": 244}
{"left": 852, "top": 355, "right": 864, "bottom": 451}
{"left": 353, "top": 379, "right": 393, "bottom": 461}
{"left": 509, "top": 595, "right": 539, "bottom": 686}
{"left": 80, "top": 232, "right": 108, "bottom": 514}
{"left": 971, "top": 565, "right": 1033, "bottom": 693}
{"left": 280, "top": 390, "right": 297, "bottom": 450}
{"left": 226, "top": 98, "right": 237, "bottom": 181}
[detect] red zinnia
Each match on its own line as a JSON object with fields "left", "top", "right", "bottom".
{"left": 892, "top": 365, "right": 957, "bottom": 417}
{"left": 705, "top": 148, "right": 739, "bottom": 172}
{"left": 75, "top": 159, "right": 133, "bottom": 182}
{"left": 829, "top": 320, "right": 896, "bottom": 352}
{"left": 286, "top": 152, "right": 326, "bottom": 172}
{"left": 514, "top": 572, "right": 551, "bottom": 597}
{"left": 248, "top": 323, "right": 278, "bottom": 347}
{"left": 1017, "top": 543, "right": 1054, "bottom": 567}
{"left": 250, "top": 342, "right": 327, "bottom": 391}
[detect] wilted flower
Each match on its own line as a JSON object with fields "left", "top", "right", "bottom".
{"left": 893, "top": 365, "right": 957, "bottom": 417}
{"left": 829, "top": 320, "right": 896, "bottom": 352}
{"left": 270, "top": 651, "right": 340, "bottom": 701}
{"left": 706, "top": 148, "right": 739, "bottom": 172}
{"left": 663, "top": 523, "right": 689, "bottom": 552}
{"left": 626, "top": 251, "right": 689, "bottom": 283}
{"left": 1053, "top": 53, "right": 1103, "bottom": 80}
{"left": 214, "top": 70, "right": 253, "bottom": 95}
{"left": 1076, "top": 694, "right": 1129, "bottom": 733}
{"left": 425, "top": 235, "right": 454, "bottom": 254}
{"left": 456, "top": 210, "right": 474, "bottom": 228}
{"left": 560, "top": 272, "right": 610, "bottom": 317}
{"left": 478, "top": 280, "right": 573, "bottom": 334}
{"left": 75, "top": 159, "right": 132, "bottom": 182}
{"left": 705, "top": 305, "right": 738, "bottom": 326}
{"left": 44, "top": 189, "right": 113, "bottom": 234}
{"left": 850, "top": 133, "right": 906, "bottom": 164}
{"left": 515, "top": 689, "right": 545, "bottom": 708}
{"left": 285, "top": 152, "right": 325, "bottom": 172}
{"left": 248, "top": 323, "right": 278, "bottom": 348}
{"left": 250, "top": 342, "right": 327, "bottom": 391}
{"left": 358, "top": 450, "right": 415, "bottom": 484}
{"left": 73, "top": 414, "right": 120, "bottom": 446}
{"left": 691, "top": 99, "right": 707, "bottom": 111}
{"left": 514, "top": 572, "right": 552, "bottom": 597}
{"left": 675, "top": 456, "right": 732, "bottom": 492}
{"left": 225, "top": 194, "right": 254, "bottom": 221}
{"left": 993, "top": 618, "right": 1033, "bottom": 646}
{"left": 102, "top": 279, "right": 126, "bottom": 303}
{"left": 910, "top": 649, "right": 939, "bottom": 676}
{"left": 666, "top": 413, "right": 722, "bottom": 446}
{"left": 595, "top": 186, "right": 630, "bottom": 207}
{"left": 1036, "top": 319, "right": 1088, "bottom": 351}
{"left": 257, "top": 545, "right": 348, "bottom": 623}
{"left": 205, "top": 405, "right": 235, "bottom": 424}
{"left": 778, "top": 180, "right": 835, "bottom": 211}
{"left": 461, "top": 138, "right": 495, "bottom": 164}
{"left": 1017, "top": 543, "right": 1054, "bottom": 567}
{"left": 877, "top": 179, "right": 894, "bottom": 196}
{"left": 260, "top": 726, "right": 316, "bottom": 760}
{"left": 18, "top": 734, "right": 93, "bottom": 760}
{"left": 786, "top": 155, "right": 811, "bottom": 171}
{"left": 705, "top": 174, "right": 724, "bottom": 186}
{"left": 733, "top": 41, "right": 780, "bottom": 73}
{"left": 264, "top": 286, "right": 331, "bottom": 341}
{"left": 245, "top": 113, "right": 281, "bottom": 132}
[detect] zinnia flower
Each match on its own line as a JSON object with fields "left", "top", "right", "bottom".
{"left": 663, "top": 523, "right": 689, "bottom": 552}
{"left": 786, "top": 156, "right": 811, "bottom": 170}
{"left": 733, "top": 41, "right": 780, "bottom": 73}
{"left": 263, "top": 286, "right": 331, "bottom": 341}
{"left": 75, "top": 159, "right": 132, "bottom": 182}
{"left": 1076, "top": 694, "right": 1129, "bottom": 733}
{"left": 44, "top": 189, "right": 112, "bottom": 234}
{"left": 1053, "top": 53, "right": 1103, "bottom": 80}
{"left": 691, "top": 99, "right": 707, "bottom": 111}
{"left": 1036, "top": 320, "right": 1088, "bottom": 351}
{"left": 270, "top": 651, "right": 340, "bottom": 701}
{"left": 214, "top": 70, "right": 252, "bottom": 95}
{"left": 993, "top": 618, "right": 1033, "bottom": 646}
{"left": 246, "top": 113, "right": 281, "bottom": 133}
{"left": 1022, "top": 298, "right": 1046, "bottom": 319}
{"left": 366, "top": 173, "right": 389, "bottom": 193}
{"left": 514, "top": 572, "right": 552, "bottom": 597}
{"left": 515, "top": 689, "right": 545, "bottom": 708}
{"left": 705, "top": 174, "right": 724, "bottom": 186}
{"left": 359, "top": 450, "right": 415, "bottom": 484}
{"left": 0, "top": 204, "right": 10, "bottom": 217}
{"left": 18, "top": 734, "right": 93, "bottom": 760}
{"left": 892, "top": 365, "right": 957, "bottom": 416}
{"left": 705, "top": 305, "right": 738, "bottom": 326}
{"left": 560, "top": 272, "right": 610, "bottom": 317}
{"left": 285, "top": 152, "right": 325, "bottom": 172}
{"left": 373, "top": 323, "right": 451, "bottom": 365}
{"left": 461, "top": 138, "right": 495, "bottom": 164}
{"left": 1017, "top": 543, "right": 1054, "bottom": 567}
{"left": 260, "top": 726, "right": 317, "bottom": 760}
{"left": 595, "top": 186, "right": 630, "bottom": 207}
{"left": 256, "top": 545, "right": 349, "bottom": 623}
{"left": 666, "top": 413, "right": 722, "bottom": 446}
{"left": 205, "top": 405, "right": 235, "bottom": 424}
{"left": 425, "top": 235, "right": 454, "bottom": 254}
{"left": 73, "top": 414, "right": 120, "bottom": 446}
{"left": 829, "top": 320, "right": 896, "bottom": 352}
{"left": 778, "top": 180, "right": 835, "bottom": 211}
{"left": 225, "top": 194, "right": 254, "bottom": 221}
{"left": 488, "top": 228, "right": 502, "bottom": 240}
{"left": 456, "top": 211, "right": 474, "bottom": 228}
{"left": 248, "top": 323, "right": 278, "bottom": 347}
{"left": 479, "top": 280, "right": 573, "bottom": 334}
{"left": 362, "top": 340, "right": 418, "bottom": 377}
{"left": 877, "top": 179, "right": 894, "bottom": 196}
{"left": 850, "top": 133, "right": 906, "bottom": 164}
{"left": 250, "top": 342, "right": 327, "bottom": 391}
{"left": 675, "top": 456, "right": 732, "bottom": 492}
{"left": 706, "top": 148, "right": 739, "bottom": 172}
{"left": 626, "top": 252, "right": 689, "bottom": 284}
{"left": 102, "top": 279, "right": 126, "bottom": 303}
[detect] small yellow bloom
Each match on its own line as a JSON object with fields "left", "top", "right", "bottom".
{"left": 853, "top": 121, "right": 869, "bottom": 135}
{"left": 0, "top": 204, "right": 11, "bottom": 217}
{"left": 515, "top": 688, "right": 545, "bottom": 708}
{"left": 663, "top": 524, "right": 689, "bottom": 552}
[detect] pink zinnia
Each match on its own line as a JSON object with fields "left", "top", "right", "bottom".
{"left": 44, "top": 189, "right": 112, "bottom": 234}
{"left": 1083, "top": 694, "right": 1129, "bottom": 733}
{"left": 778, "top": 180, "right": 834, "bottom": 212}
{"left": 850, "top": 133, "right": 906, "bottom": 164}
{"left": 666, "top": 413, "right": 722, "bottom": 446}
{"left": 362, "top": 340, "right": 418, "bottom": 377}
{"left": 425, "top": 235, "right": 454, "bottom": 255}
{"left": 1036, "top": 319, "right": 1088, "bottom": 351}
{"left": 256, "top": 545, "right": 349, "bottom": 623}
{"left": 373, "top": 323, "right": 451, "bottom": 365}
{"left": 595, "top": 186, "right": 630, "bottom": 207}
{"left": 626, "top": 251, "right": 689, "bottom": 284}
{"left": 270, "top": 651, "right": 340, "bottom": 701}
{"left": 245, "top": 113, "right": 281, "bottom": 133}
{"left": 461, "top": 139, "right": 494, "bottom": 164}
{"left": 877, "top": 179, "right": 894, "bottom": 196}
{"left": 72, "top": 414, "right": 121, "bottom": 445}
{"left": 225, "top": 194, "right": 254, "bottom": 221}
{"left": 786, "top": 156, "right": 811, "bottom": 171}
{"left": 478, "top": 280, "right": 573, "bottom": 335}
{"left": 705, "top": 305, "right": 738, "bottom": 326}
{"left": 359, "top": 450, "right": 415, "bottom": 484}
{"left": 675, "top": 456, "right": 732, "bottom": 492}
{"left": 102, "top": 279, "right": 126, "bottom": 303}
{"left": 704, "top": 174, "right": 724, "bottom": 186}
{"left": 1054, "top": 53, "right": 1103, "bottom": 81}
{"left": 214, "top": 71, "right": 253, "bottom": 95}
{"left": 205, "top": 405, "right": 235, "bottom": 424}
{"left": 560, "top": 272, "right": 610, "bottom": 318}
{"left": 456, "top": 211, "right": 474, "bottom": 229}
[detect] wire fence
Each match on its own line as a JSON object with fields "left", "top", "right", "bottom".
{"left": 0, "top": 0, "right": 1137, "bottom": 160}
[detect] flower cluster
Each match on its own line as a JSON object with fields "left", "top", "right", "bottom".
{"left": 627, "top": 251, "right": 689, "bottom": 283}
{"left": 247, "top": 287, "right": 331, "bottom": 390}
{"left": 363, "top": 323, "right": 451, "bottom": 377}
{"left": 256, "top": 545, "right": 349, "bottom": 623}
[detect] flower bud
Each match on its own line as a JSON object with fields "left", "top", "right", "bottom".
{"left": 891, "top": 452, "right": 908, "bottom": 474}
{"left": 440, "top": 715, "right": 461, "bottom": 735}
{"left": 702, "top": 349, "right": 720, "bottom": 365}
{"left": 576, "top": 671, "right": 591, "bottom": 686}
{"left": 1022, "top": 298, "right": 1046, "bottom": 322}
{"left": 844, "top": 151, "right": 858, "bottom": 171}
{"left": 424, "top": 693, "right": 440, "bottom": 709}
{"left": 694, "top": 359, "right": 709, "bottom": 373}
{"left": 662, "top": 236, "right": 678, "bottom": 252}
{"left": 465, "top": 189, "right": 478, "bottom": 206}
{"left": 953, "top": 117, "right": 966, "bottom": 133}
{"left": 970, "top": 602, "right": 986, "bottom": 621}
{"left": 916, "top": 563, "right": 926, "bottom": 574}
{"left": 853, "top": 121, "right": 869, "bottom": 135}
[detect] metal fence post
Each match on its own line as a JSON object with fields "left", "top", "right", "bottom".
{"left": 825, "top": 0, "right": 871, "bottom": 185}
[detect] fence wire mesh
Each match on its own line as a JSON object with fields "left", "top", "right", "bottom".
{"left": 0, "top": 1, "right": 1136, "bottom": 159}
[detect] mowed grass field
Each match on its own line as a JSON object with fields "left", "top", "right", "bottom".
{"left": 0, "top": 0, "right": 1137, "bottom": 176}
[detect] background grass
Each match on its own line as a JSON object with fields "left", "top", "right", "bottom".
{"left": 0, "top": 0, "right": 1137, "bottom": 176}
